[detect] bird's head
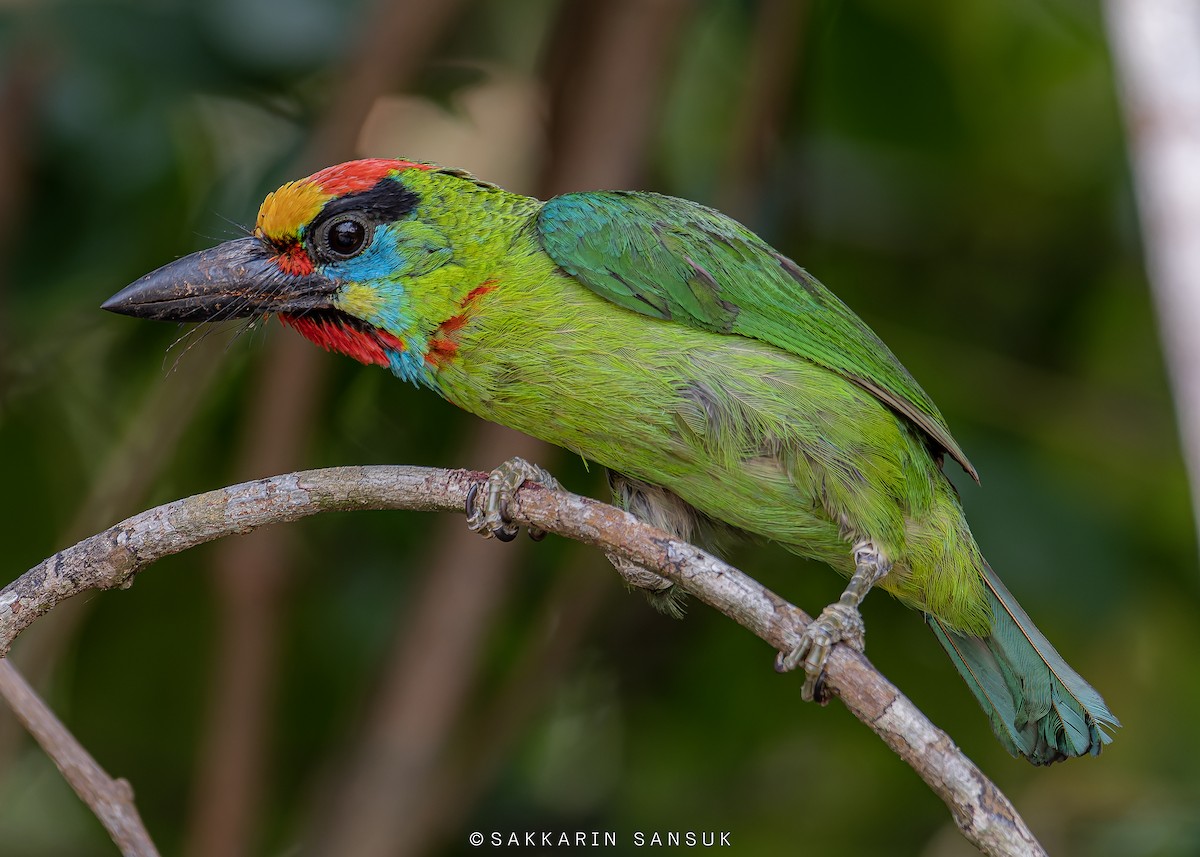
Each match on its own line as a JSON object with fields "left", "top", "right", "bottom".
{"left": 104, "top": 158, "right": 487, "bottom": 383}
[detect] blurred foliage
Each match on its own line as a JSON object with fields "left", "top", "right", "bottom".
{"left": 0, "top": 0, "right": 1197, "bottom": 855}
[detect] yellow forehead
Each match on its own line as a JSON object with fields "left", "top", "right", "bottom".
{"left": 255, "top": 180, "right": 330, "bottom": 242}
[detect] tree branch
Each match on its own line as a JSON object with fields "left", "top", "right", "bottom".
{"left": 0, "top": 660, "right": 159, "bottom": 856}
{"left": 0, "top": 465, "right": 1045, "bottom": 857}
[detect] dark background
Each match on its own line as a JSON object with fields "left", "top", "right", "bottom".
{"left": 0, "top": 1, "right": 1193, "bottom": 855}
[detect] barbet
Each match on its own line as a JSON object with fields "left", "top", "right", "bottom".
{"left": 105, "top": 158, "right": 1117, "bottom": 764}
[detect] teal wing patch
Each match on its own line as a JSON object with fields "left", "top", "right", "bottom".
{"left": 537, "top": 191, "right": 977, "bottom": 481}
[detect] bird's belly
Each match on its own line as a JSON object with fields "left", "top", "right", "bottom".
{"left": 449, "top": 330, "right": 885, "bottom": 567}
{"left": 440, "top": 292, "right": 986, "bottom": 626}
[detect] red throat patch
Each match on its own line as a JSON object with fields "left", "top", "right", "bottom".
{"left": 279, "top": 315, "right": 404, "bottom": 367}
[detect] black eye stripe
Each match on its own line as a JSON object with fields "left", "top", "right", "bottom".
{"left": 307, "top": 179, "right": 419, "bottom": 240}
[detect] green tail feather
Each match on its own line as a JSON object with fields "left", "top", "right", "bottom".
{"left": 928, "top": 563, "right": 1119, "bottom": 765}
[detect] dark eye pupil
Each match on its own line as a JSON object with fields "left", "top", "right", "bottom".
{"left": 329, "top": 219, "right": 366, "bottom": 255}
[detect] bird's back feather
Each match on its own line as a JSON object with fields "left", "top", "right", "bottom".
{"left": 537, "top": 191, "right": 977, "bottom": 480}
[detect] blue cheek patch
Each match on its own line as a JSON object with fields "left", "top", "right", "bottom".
{"left": 325, "top": 222, "right": 449, "bottom": 389}
{"left": 338, "top": 237, "right": 406, "bottom": 280}
{"left": 329, "top": 221, "right": 454, "bottom": 334}
{"left": 388, "top": 347, "right": 434, "bottom": 388}
{"left": 335, "top": 238, "right": 413, "bottom": 332}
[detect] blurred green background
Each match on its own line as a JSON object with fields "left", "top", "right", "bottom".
{"left": 0, "top": 0, "right": 1195, "bottom": 855}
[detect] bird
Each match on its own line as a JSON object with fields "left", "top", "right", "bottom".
{"left": 104, "top": 157, "right": 1117, "bottom": 765}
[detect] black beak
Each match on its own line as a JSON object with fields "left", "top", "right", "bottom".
{"left": 103, "top": 237, "right": 337, "bottom": 322}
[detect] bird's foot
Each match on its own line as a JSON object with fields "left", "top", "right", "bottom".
{"left": 775, "top": 540, "right": 888, "bottom": 703}
{"left": 465, "top": 457, "right": 562, "bottom": 542}
{"left": 774, "top": 601, "right": 866, "bottom": 704}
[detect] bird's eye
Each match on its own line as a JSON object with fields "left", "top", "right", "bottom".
{"left": 318, "top": 215, "right": 372, "bottom": 260}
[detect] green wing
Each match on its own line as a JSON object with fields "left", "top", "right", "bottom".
{"left": 537, "top": 191, "right": 977, "bottom": 481}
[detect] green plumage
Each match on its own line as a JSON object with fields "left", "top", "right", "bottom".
{"left": 537, "top": 191, "right": 977, "bottom": 481}
{"left": 387, "top": 168, "right": 1115, "bottom": 764}
{"left": 108, "top": 160, "right": 1118, "bottom": 765}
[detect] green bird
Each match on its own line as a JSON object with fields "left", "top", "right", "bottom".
{"left": 104, "top": 158, "right": 1116, "bottom": 764}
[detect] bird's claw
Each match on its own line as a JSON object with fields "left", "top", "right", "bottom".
{"left": 774, "top": 601, "right": 866, "bottom": 704}
{"left": 465, "top": 481, "right": 519, "bottom": 541}
{"left": 465, "top": 457, "right": 562, "bottom": 542}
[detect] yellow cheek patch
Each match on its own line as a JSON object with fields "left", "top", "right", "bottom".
{"left": 255, "top": 180, "right": 330, "bottom": 242}
{"left": 337, "top": 281, "right": 386, "bottom": 318}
